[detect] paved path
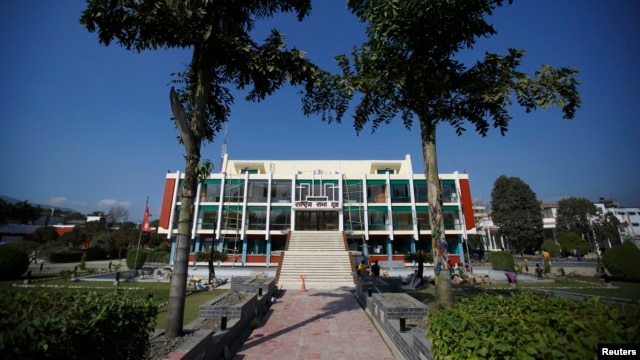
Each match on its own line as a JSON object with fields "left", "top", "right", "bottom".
{"left": 233, "top": 289, "right": 396, "bottom": 360}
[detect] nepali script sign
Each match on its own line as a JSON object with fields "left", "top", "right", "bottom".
{"left": 294, "top": 201, "right": 340, "bottom": 209}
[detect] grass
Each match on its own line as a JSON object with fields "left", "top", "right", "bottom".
{"left": 406, "top": 275, "right": 640, "bottom": 308}
{"left": 1, "top": 273, "right": 226, "bottom": 329}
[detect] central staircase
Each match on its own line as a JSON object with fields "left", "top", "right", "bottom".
{"left": 276, "top": 231, "right": 356, "bottom": 290}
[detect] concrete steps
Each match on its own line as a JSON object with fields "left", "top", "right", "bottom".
{"left": 276, "top": 232, "right": 355, "bottom": 290}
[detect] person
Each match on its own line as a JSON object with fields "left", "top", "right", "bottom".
{"left": 357, "top": 260, "right": 368, "bottom": 277}
{"left": 371, "top": 260, "right": 380, "bottom": 277}
{"left": 535, "top": 263, "right": 543, "bottom": 279}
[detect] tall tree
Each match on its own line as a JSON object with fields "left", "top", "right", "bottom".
{"left": 303, "top": 0, "right": 580, "bottom": 305}
{"left": 556, "top": 197, "right": 597, "bottom": 250}
{"left": 593, "top": 212, "right": 621, "bottom": 250}
{"left": 80, "top": 0, "right": 321, "bottom": 338}
{"left": 491, "top": 175, "right": 543, "bottom": 253}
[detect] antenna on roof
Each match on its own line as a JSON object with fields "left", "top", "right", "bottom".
{"left": 220, "top": 125, "right": 228, "bottom": 172}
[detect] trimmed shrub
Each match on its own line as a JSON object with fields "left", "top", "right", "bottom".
{"left": 126, "top": 248, "right": 148, "bottom": 269}
{"left": 84, "top": 246, "right": 107, "bottom": 261}
{"left": 488, "top": 250, "right": 515, "bottom": 272}
{"left": 48, "top": 249, "right": 84, "bottom": 263}
{"left": 428, "top": 291, "right": 640, "bottom": 359}
{"left": 0, "top": 244, "right": 30, "bottom": 280}
{"left": 0, "top": 290, "right": 157, "bottom": 360}
{"left": 540, "top": 239, "right": 561, "bottom": 258}
{"left": 556, "top": 231, "right": 589, "bottom": 256}
{"left": 146, "top": 247, "right": 170, "bottom": 263}
{"left": 602, "top": 241, "right": 640, "bottom": 281}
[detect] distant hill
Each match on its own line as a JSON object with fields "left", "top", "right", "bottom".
{"left": 0, "top": 195, "right": 77, "bottom": 213}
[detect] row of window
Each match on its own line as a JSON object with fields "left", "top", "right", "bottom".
{"left": 179, "top": 207, "right": 463, "bottom": 232}
{"left": 192, "top": 237, "right": 429, "bottom": 256}
{"left": 186, "top": 179, "right": 460, "bottom": 204}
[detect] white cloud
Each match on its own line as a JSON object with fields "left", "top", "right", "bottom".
{"left": 48, "top": 197, "right": 70, "bottom": 206}
{"left": 97, "top": 199, "right": 131, "bottom": 209}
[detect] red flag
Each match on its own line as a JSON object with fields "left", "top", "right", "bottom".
{"left": 142, "top": 204, "right": 152, "bottom": 232}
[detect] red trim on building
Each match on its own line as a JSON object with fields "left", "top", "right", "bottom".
{"left": 159, "top": 178, "right": 176, "bottom": 229}
{"left": 459, "top": 179, "right": 476, "bottom": 230}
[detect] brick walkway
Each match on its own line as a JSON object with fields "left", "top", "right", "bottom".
{"left": 233, "top": 289, "right": 396, "bottom": 360}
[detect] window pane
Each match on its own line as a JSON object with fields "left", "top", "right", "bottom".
{"left": 272, "top": 180, "right": 292, "bottom": 202}
{"left": 223, "top": 181, "right": 244, "bottom": 202}
{"left": 198, "top": 210, "right": 218, "bottom": 230}
{"left": 441, "top": 182, "right": 457, "bottom": 202}
{"left": 391, "top": 184, "right": 410, "bottom": 203}
{"left": 392, "top": 211, "right": 413, "bottom": 230}
{"left": 247, "top": 208, "right": 267, "bottom": 230}
{"left": 443, "top": 211, "right": 460, "bottom": 230}
{"left": 414, "top": 183, "right": 428, "bottom": 203}
{"left": 247, "top": 180, "right": 268, "bottom": 203}
{"left": 344, "top": 183, "right": 363, "bottom": 202}
{"left": 367, "top": 184, "right": 387, "bottom": 203}
{"left": 270, "top": 208, "right": 291, "bottom": 230}
{"left": 369, "top": 209, "right": 388, "bottom": 230}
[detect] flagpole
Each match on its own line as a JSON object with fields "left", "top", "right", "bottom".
{"left": 133, "top": 196, "right": 149, "bottom": 281}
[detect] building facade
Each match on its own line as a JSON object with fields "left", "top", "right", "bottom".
{"left": 157, "top": 154, "right": 476, "bottom": 265}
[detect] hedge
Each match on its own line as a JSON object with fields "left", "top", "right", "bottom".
{"left": 0, "top": 290, "right": 157, "bottom": 360}
{"left": 602, "top": 241, "right": 640, "bottom": 281}
{"left": 428, "top": 291, "right": 640, "bottom": 359}
{"left": 488, "top": 251, "right": 515, "bottom": 272}
{"left": 0, "top": 244, "right": 30, "bottom": 280}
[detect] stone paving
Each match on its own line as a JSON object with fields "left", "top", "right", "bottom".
{"left": 233, "top": 289, "right": 396, "bottom": 360}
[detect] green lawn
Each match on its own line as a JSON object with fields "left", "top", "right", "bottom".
{"left": 1, "top": 274, "right": 226, "bottom": 329}
{"left": 406, "top": 275, "right": 640, "bottom": 308}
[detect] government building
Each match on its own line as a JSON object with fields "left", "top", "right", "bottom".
{"left": 157, "top": 154, "right": 476, "bottom": 267}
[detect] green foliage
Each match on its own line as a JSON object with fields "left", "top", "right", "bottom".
{"left": 59, "top": 269, "right": 73, "bottom": 281}
{"left": 47, "top": 247, "right": 107, "bottom": 263}
{"left": 488, "top": 251, "right": 515, "bottom": 272}
{"left": 0, "top": 244, "right": 30, "bottom": 280}
{"left": 490, "top": 175, "right": 544, "bottom": 252}
{"left": 557, "top": 197, "right": 597, "bottom": 237}
{"left": 34, "top": 226, "right": 59, "bottom": 243}
{"left": 541, "top": 239, "right": 561, "bottom": 258}
{"left": 146, "top": 247, "right": 171, "bottom": 263}
{"left": 0, "top": 200, "right": 43, "bottom": 224}
{"left": 126, "top": 248, "right": 148, "bottom": 270}
{"left": 427, "top": 291, "right": 640, "bottom": 359}
{"left": 0, "top": 290, "right": 157, "bottom": 360}
{"left": 8, "top": 240, "right": 39, "bottom": 257}
{"left": 556, "top": 231, "right": 589, "bottom": 256}
{"left": 602, "top": 241, "right": 640, "bottom": 281}
{"left": 593, "top": 213, "right": 622, "bottom": 249}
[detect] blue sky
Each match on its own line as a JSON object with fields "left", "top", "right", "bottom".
{"left": 1, "top": 1, "right": 639, "bottom": 223}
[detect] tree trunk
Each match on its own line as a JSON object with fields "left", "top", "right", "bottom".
{"left": 165, "top": 154, "right": 199, "bottom": 338}
{"left": 419, "top": 118, "right": 452, "bottom": 306}
{"left": 208, "top": 250, "right": 216, "bottom": 283}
